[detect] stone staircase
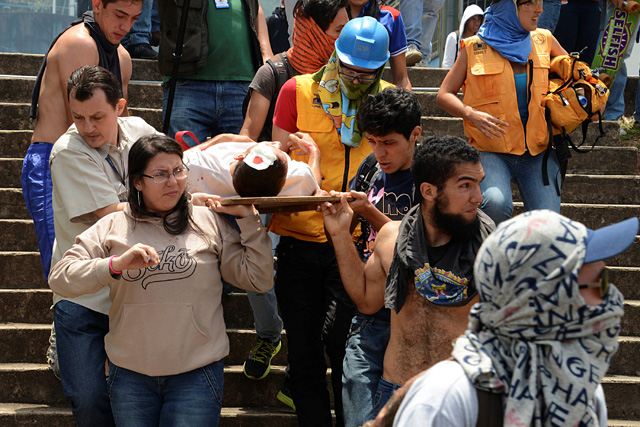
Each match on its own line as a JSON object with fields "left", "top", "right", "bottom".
{"left": 1, "top": 52, "right": 639, "bottom": 426}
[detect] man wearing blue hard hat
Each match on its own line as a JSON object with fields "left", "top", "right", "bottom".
{"left": 270, "top": 16, "right": 393, "bottom": 426}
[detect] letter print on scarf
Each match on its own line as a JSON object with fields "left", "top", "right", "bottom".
{"left": 453, "top": 210, "right": 624, "bottom": 427}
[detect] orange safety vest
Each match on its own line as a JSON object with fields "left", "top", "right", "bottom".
{"left": 269, "top": 74, "right": 394, "bottom": 242}
{"left": 462, "top": 29, "right": 552, "bottom": 156}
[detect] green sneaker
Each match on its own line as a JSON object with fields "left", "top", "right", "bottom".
{"left": 277, "top": 380, "right": 296, "bottom": 411}
{"left": 243, "top": 338, "right": 281, "bottom": 380}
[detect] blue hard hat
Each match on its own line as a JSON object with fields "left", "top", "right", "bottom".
{"left": 335, "top": 17, "right": 390, "bottom": 70}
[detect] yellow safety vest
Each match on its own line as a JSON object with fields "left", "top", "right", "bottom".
{"left": 462, "top": 29, "right": 552, "bottom": 156}
{"left": 270, "top": 74, "right": 394, "bottom": 242}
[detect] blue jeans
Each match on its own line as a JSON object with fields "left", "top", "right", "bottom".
{"left": 604, "top": 2, "right": 639, "bottom": 120}
{"left": 479, "top": 151, "right": 561, "bottom": 225}
{"left": 162, "top": 79, "right": 250, "bottom": 147}
{"left": 372, "top": 377, "right": 401, "bottom": 419}
{"left": 399, "top": 0, "right": 445, "bottom": 59}
{"left": 152, "top": 0, "right": 160, "bottom": 33}
{"left": 122, "top": 0, "right": 152, "bottom": 47}
{"left": 54, "top": 300, "right": 114, "bottom": 427}
{"left": 21, "top": 143, "right": 55, "bottom": 280}
{"left": 247, "top": 224, "right": 283, "bottom": 342}
{"left": 107, "top": 360, "right": 223, "bottom": 426}
{"left": 342, "top": 311, "right": 390, "bottom": 427}
{"left": 537, "top": 0, "right": 561, "bottom": 32}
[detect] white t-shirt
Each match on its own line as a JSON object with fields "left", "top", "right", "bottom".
{"left": 393, "top": 360, "right": 608, "bottom": 427}
{"left": 183, "top": 142, "right": 319, "bottom": 198}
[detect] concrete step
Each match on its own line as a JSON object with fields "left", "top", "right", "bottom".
{"left": 612, "top": 337, "right": 640, "bottom": 377}
{"left": 0, "top": 158, "right": 24, "bottom": 189}
{"left": 0, "top": 252, "right": 46, "bottom": 290}
{"left": 0, "top": 53, "right": 163, "bottom": 82}
{"left": 0, "top": 290, "right": 269, "bottom": 330}
{"left": 561, "top": 175, "right": 640, "bottom": 205}
{"left": 0, "top": 76, "right": 163, "bottom": 110}
{"left": 0, "top": 131, "right": 31, "bottom": 159}
{"left": 0, "top": 403, "right": 297, "bottom": 427}
{"left": 0, "top": 189, "right": 28, "bottom": 220}
{"left": 2, "top": 262, "right": 639, "bottom": 318}
{"left": 602, "top": 375, "right": 640, "bottom": 421}
{"left": 0, "top": 323, "right": 289, "bottom": 366}
{"left": 2, "top": 321, "right": 639, "bottom": 378}
{"left": 0, "top": 103, "right": 161, "bottom": 136}
{"left": 0, "top": 362, "right": 633, "bottom": 420}
{"left": 0, "top": 363, "right": 303, "bottom": 408}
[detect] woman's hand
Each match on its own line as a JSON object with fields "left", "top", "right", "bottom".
{"left": 192, "top": 192, "right": 220, "bottom": 207}
{"left": 111, "top": 244, "right": 160, "bottom": 272}
{"left": 467, "top": 108, "right": 509, "bottom": 139}
{"left": 206, "top": 195, "right": 258, "bottom": 218}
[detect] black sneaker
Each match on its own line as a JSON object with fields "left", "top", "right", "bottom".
{"left": 277, "top": 375, "right": 296, "bottom": 411}
{"left": 243, "top": 338, "right": 281, "bottom": 380}
{"left": 126, "top": 43, "right": 158, "bottom": 60}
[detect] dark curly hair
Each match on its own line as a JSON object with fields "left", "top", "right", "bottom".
{"left": 412, "top": 135, "right": 481, "bottom": 201}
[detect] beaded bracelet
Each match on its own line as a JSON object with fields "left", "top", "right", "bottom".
{"left": 109, "top": 255, "right": 122, "bottom": 275}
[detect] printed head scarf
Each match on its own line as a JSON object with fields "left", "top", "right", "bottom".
{"left": 453, "top": 210, "right": 625, "bottom": 427}
{"left": 288, "top": 12, "right": 339, "bottom": 74}
{"left": 476, "top": 0, "right": 531, "bottom": 65}
{"left": 311, "top": 52, "right": 385, "bottom": 147}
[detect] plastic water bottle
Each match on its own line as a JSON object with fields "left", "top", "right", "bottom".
{"left": 578, "top": 96, "right": 588, "bottom": 107}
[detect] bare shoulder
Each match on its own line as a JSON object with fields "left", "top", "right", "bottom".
{"left": 374, "top": 221, "right": 400, "bottom": 270}
{"left": 117, "top": 46, "right": 133, "bottom": 81}
{"left": 377, "top": 221, "right": 400, "bottom": 246}
{"left": 50, "top": 24, "right": 97, "bottom": 59}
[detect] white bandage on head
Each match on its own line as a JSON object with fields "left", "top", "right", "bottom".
{"left": 244, "top": 144, "right": 278, "bottom": 171}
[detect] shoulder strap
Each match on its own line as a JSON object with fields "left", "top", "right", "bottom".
{"left": 355, "top": 152, "right": 381, "bottom": 193}
{"left": 270, "top": 51, "right": 292, "bottom": 96}
{"left": 475, "top": 388, "right": 504, "bottom": 427}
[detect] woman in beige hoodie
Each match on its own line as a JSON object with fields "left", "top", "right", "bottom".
{"left": 49, "top": 135, "right": 274, "bottom": 426}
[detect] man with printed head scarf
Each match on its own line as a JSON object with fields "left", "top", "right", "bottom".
{"left": 378, "top": 210, "right": 638, "bottom": 427}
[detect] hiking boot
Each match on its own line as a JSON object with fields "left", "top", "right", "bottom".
{"left": 277, "top": 377, "right": 296, "bottom": 411}
{"left": 126, "top": 43, "right": 158, "bottom": 60}
{"left": 243, "top": 338, "right": 281, "bottom": 380}
{"left": 406, "top": 44, "right": 423, "bottom": 66}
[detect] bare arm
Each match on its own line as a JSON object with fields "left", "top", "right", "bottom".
{"left": 94, "top": 202, "right": 127, "bottom": 218}
{"left": 288, "top": 132, "right": 322, "bottom": 184}
{"left": 255, "top": 4, "right": 274, "bottom": 63}
{"left": 389, "top": 54, "right": 412, "bottom": 90}
{"left": 50, "top": 33, "right": 100, "bottom": 127}
{"left": 322, "top": 196, "right": 389, "bottom": 313}
{"left": 240, "top": 90, "right": 271, "bottom": 141}
{"left": 436, "top": 47, "right": 508, "bottom": 139}
{"left": 272, "top": 124, "right": 293, "bottom": 152}
{"left": 550, "top": 34, "right": 568, "bottom": 59}
{"left": 118, "top": 46, "right": 133, "bottom": 117}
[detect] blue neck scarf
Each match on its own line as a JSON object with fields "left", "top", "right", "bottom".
{"left": 477, "top": 1, "right": 531, "bottom": 65}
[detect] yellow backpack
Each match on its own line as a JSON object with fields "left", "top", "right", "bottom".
{"left": 539, "top": 54, "right": 610, "bottom": 193}
{"left": 543, "top": 54, "right": 609, "bottom": 137}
